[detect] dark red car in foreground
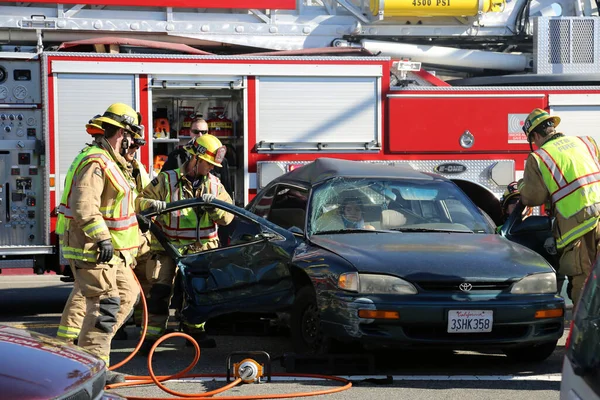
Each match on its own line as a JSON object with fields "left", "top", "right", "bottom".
{"left": 0, "top": 325, "right": 124, "bottom": 400}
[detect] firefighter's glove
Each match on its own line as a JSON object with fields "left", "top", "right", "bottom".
{"left": 97, "top": 239, "right": 114, "bottom": 263}
{"left": 136, "top": 214, "right": 150, "bottom": 233}
{"left": 152, "top": 200, "right": 167, "bottom": 213}
{"left": 201, "top": 193, "right": 215, "bottom": 203}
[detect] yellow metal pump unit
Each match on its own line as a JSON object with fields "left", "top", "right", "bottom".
{"left": 226, "top": 351, "right": 272, "bottom": 384}
{"left": 370, "top": 0, "right": 505, "bottom": 17}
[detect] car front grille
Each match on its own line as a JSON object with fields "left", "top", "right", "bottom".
{"left": 416, "top": 281, "right": 513, "bottom": 292}
{"left": 60, "top": 370, "right": 106, "bottom": 400}
{"left": 63, "top": 389, "right": 90, "bottom": 400}
{"left": 91, "top": 370, "right": 106, "bottom": 399}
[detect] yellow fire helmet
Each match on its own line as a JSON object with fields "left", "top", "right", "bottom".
{"left": 184, "top": 134, "right": 226, "bottom": 168}
{"left": 500, "top": 181, "right": 520, "bottom": 208}
{"left": 94, "top": 103, "right": 143, "bottom": 137}
{"left": 85, "top": 114, "right": 103, "bottom": 135}
{"left": 522, "top": 108, "right": 561, "bottom": 136}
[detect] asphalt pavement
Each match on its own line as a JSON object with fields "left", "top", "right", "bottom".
{"left": 0, "top": 275, "right": 569, "bottom": 400}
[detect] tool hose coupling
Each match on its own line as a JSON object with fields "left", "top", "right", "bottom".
{"left": 235, "top": 358, "right": 263, "bottom": 383}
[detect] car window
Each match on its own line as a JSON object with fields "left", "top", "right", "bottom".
{"left": 569, "top": 266, "right": 600, "bottom": 393}
{"left": 154, "top": 204, "right": 265, "bottom": 257}
{"left": 251, "top": 184, "right": 278, "bottom": 218}
{"left": 308, "top": 177, "right": 494, "bottom": 235}
{"left": 264, "top": 185, "right": 309, "bottom": 231}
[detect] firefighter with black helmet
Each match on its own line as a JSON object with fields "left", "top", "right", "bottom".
{"left": 135, "top": 134, "right": 234, "bottom": 354}
{"left": 496, "top": 181, "right": 521, "bottom": 232}
{"left": 518, "top": 108, "right": 600, "bottom": 306}
{"left": 55, "top": 103, "right": 142, "bottom": 384}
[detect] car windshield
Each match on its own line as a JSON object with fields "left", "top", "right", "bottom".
{"left": 308, "top": 177, "right": 494, "bottom": 236}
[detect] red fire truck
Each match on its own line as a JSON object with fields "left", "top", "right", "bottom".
{"left": 0, "top": 0, "right": 597, "bottom": 273}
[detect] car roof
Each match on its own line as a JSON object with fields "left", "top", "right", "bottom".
{"left": 271, "top": 157, "right": 442, "bottom": 187}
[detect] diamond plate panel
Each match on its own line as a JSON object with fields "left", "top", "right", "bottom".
{"left": 535, "top": 17, "right": 600, "bottom": 74}
{"left": 0, "top": 259, "right": 34, "bottom": 269}
{"left": 548, "top": 19, "right": 570, "bottom": 64}
{"left": 573, "top": 19, "right": 595, "bottom": 64}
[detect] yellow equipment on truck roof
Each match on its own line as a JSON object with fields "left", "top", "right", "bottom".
{"left": 370, "top": 0, "right": 505, "bottom": 18}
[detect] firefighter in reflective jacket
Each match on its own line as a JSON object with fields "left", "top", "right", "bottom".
{"left": 135, "top": 134, "right": 233, "bottom": 352}
{"left": 122, "top": 130, "right": 154, "bottom": 327}
{"left": 55, "top": 103, "right": 142, "bottom": 380}
{"left": 518, "top": 108, "right": 600, "bottom": 306}
{"left": 57, "top": 114, "right": 152, "bottom": 347}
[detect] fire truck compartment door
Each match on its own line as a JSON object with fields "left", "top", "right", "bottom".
{"left": 387, "top": 94, "right": 545, "bottom": 153}
{"left": 256, "top": 76, "right": 380, "bottom": 151}
{"left": 549, "top": 94, "right": 600, "bottom": 146}
{"left": 54, "top": 74, "right": 135, "bottom": 195}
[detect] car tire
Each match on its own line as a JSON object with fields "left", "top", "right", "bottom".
{"left": 290, "top": 285, "right": 327, "bottom": 355}
{"left": 503, "top": 340, "right": 558, "bottom": 363}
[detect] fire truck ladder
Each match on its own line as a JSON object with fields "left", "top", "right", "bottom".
{"left": 0, "top": 0, "right": 589, "bottom": 52}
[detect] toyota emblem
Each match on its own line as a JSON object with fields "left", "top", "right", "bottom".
{"left": 459, "top": 282, "right": 473, "bottom": 292}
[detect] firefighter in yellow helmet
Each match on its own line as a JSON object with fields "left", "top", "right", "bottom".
{"left": 135, "top": 134, "right": 234, "bottom": 354}
{"left": 518, "top": 108, "right": 600, "bottom": 306}
{"left": 120, "top": 122, "right": 155, "bottom": 329}
{"left": 85, "top": 115, "right": 103, "bottom": 135}
{"left": 55, "top": 103, "right": 142, "bottom": 384}
{"left": 58, "top": 111, "right": 155, "bottom": 347}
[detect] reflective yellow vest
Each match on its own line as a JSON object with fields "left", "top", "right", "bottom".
{"left": 132, "top": 158, "right": 151, "bottom": 195}
{"left": 56, "top": 146, "right": 139, "bottom": 259}
{"left": 151, "top": 170, "right": 219, "bottom": 250}
{"left": 533, "top": 135, "right": 600, "bottom": 248}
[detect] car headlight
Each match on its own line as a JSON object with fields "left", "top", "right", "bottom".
{"left": 510, "top": 272, "right": 557, "bottom": 294}
{"left": 338, "top": 272, "right": 417, "bottom": 295}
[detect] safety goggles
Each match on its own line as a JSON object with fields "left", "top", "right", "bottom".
{"left": 89, "top": 114, "right": 102, "bottom": 124}
{"left": 185, "top": 140, "right": 208, "bottom": 156}
{"left": 540, "top": 120, "right": 555, "bottom": 129}
{"left": 533, "top": 119, "right": 555, "bottom": 135}
{"left": 103, "top": 111, "right": 144, "bottom": 135}
{"left": 129, "top": 139, "right": 146, "bottom": 149}
{"left": 191, "top": 129, "right": 208, "bottom": 135}
{"left": 506, "top": 181, "right": 519, "bottom": 194}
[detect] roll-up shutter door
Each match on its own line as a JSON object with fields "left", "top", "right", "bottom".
{"left": 55, "top": 74, "right": 135, "bottom": 195}
{"left": 257, "top": 76, "right": 379, "bottom": 151}
{"left": 549, "top": 94, "right": 600, "bottom": 145}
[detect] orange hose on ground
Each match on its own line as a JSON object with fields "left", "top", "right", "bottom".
{"left": 106, "top": 271, "right": 352, "bottom": 399}
{"left": 109, "top": 272, "right": 148, "bottom": 371}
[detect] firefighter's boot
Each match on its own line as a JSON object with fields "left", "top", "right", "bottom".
{"left": 106, "top": 371, "right": 126, "bottom": 385}
{"left": 138, "top": 338, "right": 158, "bottom": 357}
{"left": 182, "top": 324, "right": 216, "bottom": 349}
{"left": 114, "top": 325, "right": 128, "bottom": 340}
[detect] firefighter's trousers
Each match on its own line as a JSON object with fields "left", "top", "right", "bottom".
{"left": 57, "top": 233, "right": 153, "bottom": 342}
{"left": 132, "top": 253, "right": 157, "bottom": 326}
{"left": 146, "top": 252, "right": 177, "bottom": 339}
{"left": 58, "top": 258, "right": 139, "bottom": 365}
{"left": 57, "top": 255, "right": 154, "bottom": 342}
{"left": 559, "top": 223, "right": 600, "bottom": 306}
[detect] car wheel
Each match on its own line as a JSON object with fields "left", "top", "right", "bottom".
{"left": 503, "top": 340, "right": 558, "bottom": 363}
{"left": 291, "top": 285, "right": 326, "bottom": 354}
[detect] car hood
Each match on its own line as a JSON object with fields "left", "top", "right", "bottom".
{"left": 0, "top": 325, "right": 105, "bottom": 399}
{"left": 310, "top": 233, "right": 552, "bottom": 280}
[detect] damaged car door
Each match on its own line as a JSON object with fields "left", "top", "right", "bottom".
{"left": 145, "top": 198, "right": 298, "bottom": 324}
{"left": 453, "top": 179, "right": 558, "bottom": 268}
